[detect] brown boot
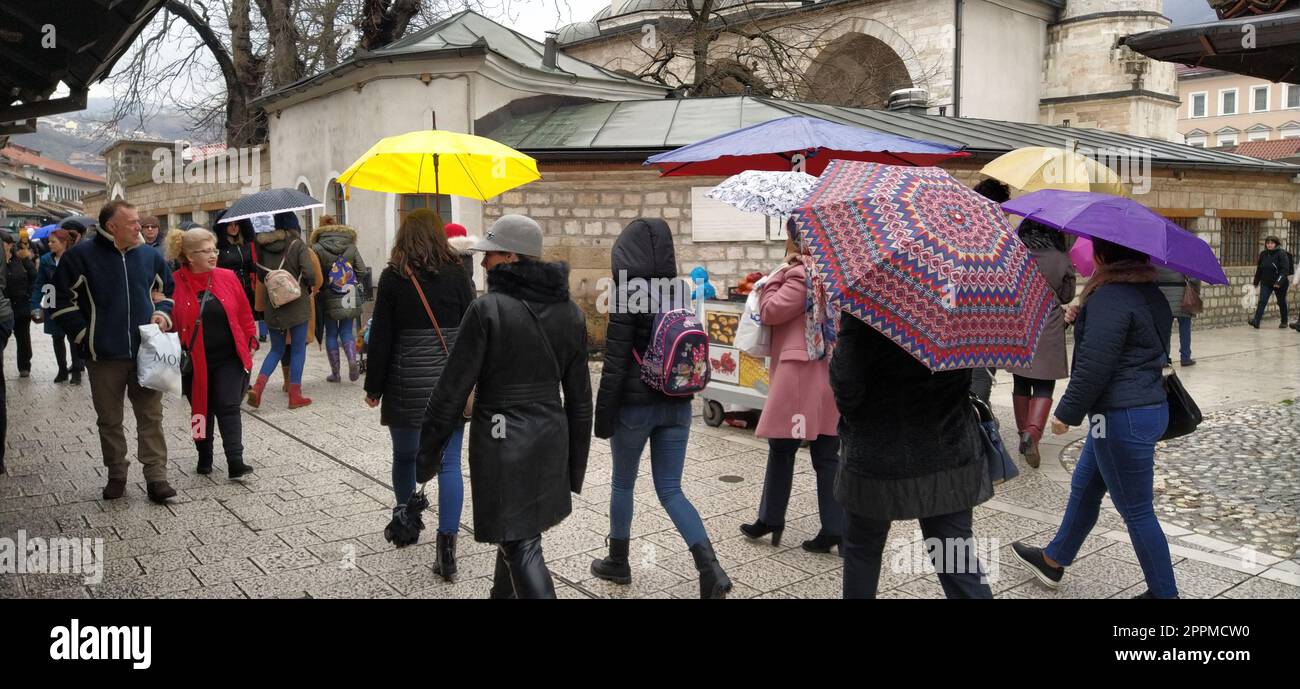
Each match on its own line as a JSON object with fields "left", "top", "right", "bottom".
{"left": 246, "top": 374, "right": 270, "bottom": 408}
{"left": 146, "top": 481, "right": 177, "bottom": 504}
{"left": 1023, "top": 397, "right": 1054, "bottom": 469}
{"left": 287, "top": 384, "right": 312, "bottom": 409}
{"left": 281, "top": 365, "right": 290, "bottom": 392}
{"left": 102, "top": 478, "right": 127, "bottom": 500}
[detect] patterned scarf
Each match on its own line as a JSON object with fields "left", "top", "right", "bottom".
{"left": 801, "top": 252, "right": 837, "bottom": 360}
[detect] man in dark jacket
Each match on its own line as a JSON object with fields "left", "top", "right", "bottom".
{"left": 53, "top": 200, "right": 177, "bottom": 503}
{"left": 419, "top": 214, "right": 592, "bottom": 599}
{"left": 140, "top": 215, "right": 165, "bottom": 251}
{"left": 1249, "top": 236, "right": 1293, "bottom": 328}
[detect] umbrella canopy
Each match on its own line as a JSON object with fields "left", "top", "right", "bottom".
{"left": 59, "top": 215, "right": 97, "bottom": 232}
{"left": 705, "top": 170, "right": 818, "bottom": 217}
{"left": 645, "top": 115, "right": 967, "bottom": 176}
{"left": 981, "top": 147, "right": 1126, "bottom": 195}
{"left": 338, "top": 129, "right": 539, "bottom": 200}
{"left": 792, "top": 160, "right": 1056, "bottom": 371}
{"left": 1069, "top": 236, "right": 1096, "bottom": 277}
{"left": 30, "top": 223, "right": 59, "bottom": 240}
{"left": 221, "top": 188, "right": 324, "bottom": 224}
{"left": 1002, "top": 190, "right": 1229, "bottom": 285}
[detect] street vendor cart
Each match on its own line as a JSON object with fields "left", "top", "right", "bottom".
{"left": 697, "top": 297, "right": 772, "bottom": 426}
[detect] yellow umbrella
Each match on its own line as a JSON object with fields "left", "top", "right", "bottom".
{"left": 338, "top": 129, "right": 540, "bottom": 200}
{"left": 981, "top": 146, "right": 1126, "bottom": 196}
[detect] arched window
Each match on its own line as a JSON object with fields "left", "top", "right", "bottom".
{"left": 327, "top": 178, "right": 347, "bottom": 224}
{"left": 296, "top": 181, "right": 315, "bottom": 231}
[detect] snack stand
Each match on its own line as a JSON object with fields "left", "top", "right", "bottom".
{"left": 697, "top": 294, "right": 772, "bottom": 427}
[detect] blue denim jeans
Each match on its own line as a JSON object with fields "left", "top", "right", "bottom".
{"left": 608, "top": 400, "right": 708, "bottom": 547}
{"left": 1170, "top": 316, "right": 1192, "bottom": 363}
{"left": 323, "top": 318, "right": 355, "bottom": 354}
{"left": 258, "top": 322, "right": 308, "bottom": 383}
{"left": 1045, "top": 403, "right": 1177, "bottom": 598}
{"left": 390, "top": 425, "right": 464, "bottom": 535}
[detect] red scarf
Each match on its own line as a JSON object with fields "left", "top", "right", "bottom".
{"left": 175, "top": 268, "right": 216, "bottom": 440}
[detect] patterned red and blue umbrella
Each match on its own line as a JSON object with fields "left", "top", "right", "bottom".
{"left": 792, "top": 160, "right": 1056, "bottom": 371}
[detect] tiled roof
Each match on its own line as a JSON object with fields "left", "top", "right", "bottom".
{"left": 1, "top": 145, "right": 105, "bottom": 184}
{"left": 1232, "top": 138, "right": 1300, "bottom": 161}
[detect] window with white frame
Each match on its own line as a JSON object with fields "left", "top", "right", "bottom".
{"left": 1185, "top": 136, "right": 1206, "bottom": 148}
{"left": 1282, "top": 127, "right": 1300, "bottom": 140}
{"left": 1217, "top": 130, "right": 1238, "bottom": 146}
{"left": 1251, "top": 85, "right": 1269, "bottom": 112}
{"left": 1220, "top": 89, "right": 1238, "bottom": 115}
{"left": 1189, "top": 92, "right": 1207, "bottom": 118}
{"left": 1247, "top": 129, "right": 1270, "bottom": 142}
{"left": 1287, "top": 84, "right": 1300, "bottom": 109}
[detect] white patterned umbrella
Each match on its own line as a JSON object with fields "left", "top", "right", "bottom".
{"left": 706, "top": 170, "right": 818, "bottom": 217}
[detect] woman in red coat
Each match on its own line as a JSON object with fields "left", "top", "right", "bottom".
{"left": 740, "top": 222, "right": 844, "bottom": 553}
{"left": 165, "top": 227, "right": 258, "bottom": 478}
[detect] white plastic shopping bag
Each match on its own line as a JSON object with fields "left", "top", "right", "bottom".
{"left": 735, "top": 267, "right": 783, "bottom": 357}
{"left": 137, "top": 324, "right": 183, "bottom": 395}
{"left": 1240, "top": 284, "right": 1258, "bottom": 312}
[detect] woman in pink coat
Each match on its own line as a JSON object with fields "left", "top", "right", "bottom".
{"left": 740, "top": 226, "right": 844, "bottom": 553}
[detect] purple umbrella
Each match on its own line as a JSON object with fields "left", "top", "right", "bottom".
{"left": 1002, "top": 190, "right": 1228, "bottom": 285}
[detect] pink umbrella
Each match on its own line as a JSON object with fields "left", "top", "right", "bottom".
{"left": 1069, "top": 236, "right": 1095, "bottom": 277}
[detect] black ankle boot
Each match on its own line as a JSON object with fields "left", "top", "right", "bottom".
{"left": 228, "top": 461, "right": 254, "bottom": 480}
{"left": 69, "top": 370, "right": 82, "bottom": 385}
{"left": 433, "top": 532, "right": 458, "bottom": 582}
{"left": 739, "top": 519, "right": 784, "bottom": 546}
{"left": 689, "top": 540, "right": 732, "bottom": 599}
{"left": 53, "top": 369, "right": 68, "bottom": 383}
{"left": 590, "top": 537, "right": 632, "bottom": 584}
{"left": 802, "top": 532, "right": 842, "bottom": 553}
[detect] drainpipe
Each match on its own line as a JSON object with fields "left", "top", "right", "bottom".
{"left": 953, "top": 0, "right": 963, "bottom": 117}
{"left": 543, "top": 32, "right": 559, "bottom": 70}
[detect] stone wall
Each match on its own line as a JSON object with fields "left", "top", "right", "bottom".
{"left": 485, "top": 161, "right": 1300, "bottom": 344}
{"left": 85, "top": 147, "right": 273, "bottom": 230}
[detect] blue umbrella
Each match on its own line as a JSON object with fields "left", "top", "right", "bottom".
{"left": 1002, "top": 190, "right": 1228, "bottom": 285}
{"left": 30, "top": 223, "right": 59, "bottom": 240}
{"left": 645, "top": 115, "right": 967, "bottom": 176}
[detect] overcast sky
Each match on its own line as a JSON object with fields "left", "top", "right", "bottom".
{"left": 85, "top": 0, "right": 1220, "bottom": 100}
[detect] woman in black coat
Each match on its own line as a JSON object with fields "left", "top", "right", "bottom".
{"left": 1013, "top": 238, "right": 1178, "bottom": 599}
{"left": 831, "top": 313, "right": 994, "bottom": 599}
{"left": 214, "top": 213, "right": 256, "bottom": 316}
{"left": 419, "top": 214, "right": 592, "bottom": 599}
{"left": 1249, "top": 235, "right": 1293, "bottom": 329}
{"left": 3, "top": 232, "right": 36, "bottom": 377}
{"left": 364, "top": 209, "right": 475, "bottom": 579}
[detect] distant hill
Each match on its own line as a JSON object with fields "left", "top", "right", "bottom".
{"left": 11, "top": 97, "right": 208, "bottom": 174}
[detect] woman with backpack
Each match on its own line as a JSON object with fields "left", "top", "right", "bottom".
{"left": 591, "top": 218, "right": 732, "bottom": 599}
{"left": 247, "top": 212, "right": 321, "bottom": 409}
{"left": 364, "top": 209, "right": 475, "bottom": 576}
{"left": 738, "top": 220, "right": 843, "bottom": 554}
{"left": 311, "top": 217, "right": 367, "bottom": 383}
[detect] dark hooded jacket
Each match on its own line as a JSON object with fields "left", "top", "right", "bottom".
{"left": 594, "top": 218, "right": 687, "bottom": 439}
{"left": 216, "top": 217, "right": 256, "bottom": 312}
{"left": 1253, "top": 247, "right": 1294, "bottom": 288}
{"left": 419, "top": 258, "right": 592, "bottom": 543}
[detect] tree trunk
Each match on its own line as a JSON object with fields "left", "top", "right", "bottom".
{"left": 264, "top": 0, "right": 302, "bottom": 88}
{"left": 691, "top": 0, "right": 714, "bottom": 94}
{"left": 360, "top": 0, "right": 422, "bottom": 50}
{"left": 164, "top": 0, "right": 260, "bottom": 146}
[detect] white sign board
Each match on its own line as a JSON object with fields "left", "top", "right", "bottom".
{"left": 690, "top": 186, "right": 767, "bottom": 242}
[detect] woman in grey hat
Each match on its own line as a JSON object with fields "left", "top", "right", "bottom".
{"left": 419, "top": 214, "right": 592, "bottom": 599}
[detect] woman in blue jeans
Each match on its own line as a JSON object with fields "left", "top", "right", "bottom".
{"left": 592, "top": 218, "right": 731, "bottom": 598}
{"left": 363, "top": 209, "right": 475, "bottom": 579}
{"left": 247, "top": 214, "right": 321, "bottom": 409}
{"left": 1013, "top": 238, "right": 1179, "bottom": 599}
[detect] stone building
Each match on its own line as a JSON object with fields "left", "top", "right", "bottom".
{"left": 555, "top": 0, "right": 1180, "bottom": 140}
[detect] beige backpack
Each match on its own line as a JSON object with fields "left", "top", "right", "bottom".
{"left": 256, "top": 240, "right": 303, "bottom": 308}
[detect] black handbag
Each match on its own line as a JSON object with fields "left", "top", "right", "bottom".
{"left": 1151, "top": 294, "right": 1202, "bottom": 440}
{"left": 970, "top": 395, "right": 1019, "bottom": 485}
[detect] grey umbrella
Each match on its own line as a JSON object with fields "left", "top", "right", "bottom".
{"left": 219, "top": 187, "right": 324, "bottom": 223}
{"left": 59, "top": 215, "right": 96, "bottom": 232}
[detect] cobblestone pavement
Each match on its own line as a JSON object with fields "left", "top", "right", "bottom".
{"left": 1063, "top": 403, "right": 1298, "bottom": 560}
{"left": 2, "top": 325, "right": 1297, "bottom": 599}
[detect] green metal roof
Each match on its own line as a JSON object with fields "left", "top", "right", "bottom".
{"left": 484, "top": 95, "right": 1300, "bottom": 173}
{"left": 255, "top": 10, "right": 667, "bottom": 107}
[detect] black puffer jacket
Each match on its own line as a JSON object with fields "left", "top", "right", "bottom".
{"left": 1253, "top": 247, "right": 1294, "bottom": 287}
{"left": 419, "top": 258, "right": 592, "bottom": 543}
{"left": 831, "top": 314, "right": 992, "bottom": 521}
{"left": 594, "top": 218, "right": 687, "bottom": 439}
{"left": 4, "top": 255, "right": 36, "bottom": 315}
{"left": 1054, "top": 277, "right": 1172, "bottom": 426}
{"left": 364, "top": 262, "right": 475, "bottom": 428}
{"left": 217, "top": 227, "right": 256, "bottom": 312}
